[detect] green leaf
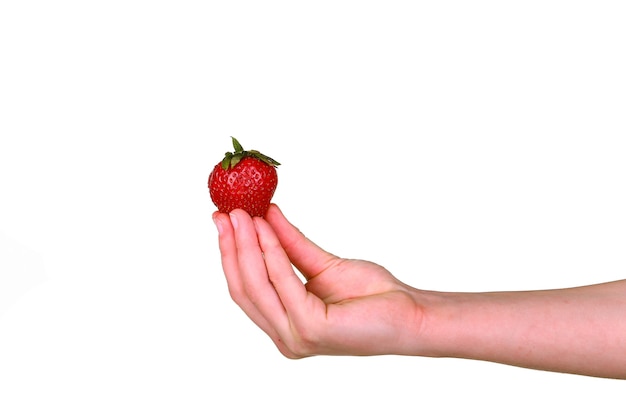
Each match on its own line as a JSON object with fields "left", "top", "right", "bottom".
{"left": 230, "top": 153, "right": 243, "bottom": 168}
{"left": 262, "top": 155, "right": 280, "bottom": 166}
{"left": 250, "top": 150, "right": 280, "bottom": 166}
{"left": 221, "top": 152, "right": 233, "bottom": 169}
{"left": 231, "top": 136, "right": 244, "bottom": 153}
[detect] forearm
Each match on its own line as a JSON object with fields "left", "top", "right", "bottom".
{"left": 416, "top": 279, "right": 626, "bottom": 379}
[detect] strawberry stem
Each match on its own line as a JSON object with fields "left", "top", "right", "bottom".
{"left": 220, "top": 137, "right": 280, "bottom": 169}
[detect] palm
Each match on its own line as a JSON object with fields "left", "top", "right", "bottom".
{"left": 305, "top": 258, "right": 402, "bottom": 303}
{"left": 297, "top": 258, "right": 422, "bottom": 356}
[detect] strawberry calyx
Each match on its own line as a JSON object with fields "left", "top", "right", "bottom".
{"left": 220, "top": 136, "right": 281, "bottom": 170}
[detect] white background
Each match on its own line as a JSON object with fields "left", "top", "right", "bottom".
{"left": 1, "top": 1, "right": 625, "bottom": 415}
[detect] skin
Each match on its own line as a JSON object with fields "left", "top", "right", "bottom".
{"left": 213, "top": 204, "right": 626, "bottom": 379}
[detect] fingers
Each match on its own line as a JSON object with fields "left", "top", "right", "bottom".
{"left": 230, "top": 211, "right": 291, "bottom": 330}
{"left": 213, "top": 212, "right": 240, "bottom": 293}
{"left": 213, "top": 206, "right": 332, "bottom": 357}
{"left": 213, "top": 212, "right": 289, "bottom": 356}
{"left": 252, "top": 216, "right": 312, "bottom": 318}
{"left": 265, "top": 204, "right": 337, "bottom": 280}
{"left": 213, "top": 210, "right": 292, "bottom": 354}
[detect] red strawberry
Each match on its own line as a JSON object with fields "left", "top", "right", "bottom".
{"left": 208, "top": 137, "right": 280, "bottom": 218}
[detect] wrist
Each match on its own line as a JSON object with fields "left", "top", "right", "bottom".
{"left": 405, "top": 289, "right": 462, "bottom": 358}
{"left": 410, "top": 289, "right": 503, "bottom": 360}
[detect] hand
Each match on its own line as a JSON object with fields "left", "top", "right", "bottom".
{"left": 212, "top": 204, "right": 424, "bottom": 358}
{"left": 213, "top": 205, "right": 626, "bottom": 378}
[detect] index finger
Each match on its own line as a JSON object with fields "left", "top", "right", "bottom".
{"left": 265, "top": 204, "right": 337, "bottom": 280}
{"left": 253, "top": 216, "right": 311, "bottom": 315}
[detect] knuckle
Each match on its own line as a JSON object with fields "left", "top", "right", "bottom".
{"left": 286, "top": 326, "right": 320, "bottom": 358}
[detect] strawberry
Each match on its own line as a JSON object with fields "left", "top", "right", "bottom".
{"left": 208, "top": 137, "right": 280, "bottom": 218}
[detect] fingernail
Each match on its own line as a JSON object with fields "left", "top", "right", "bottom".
{"left": 212, "top": 213, "right": 224, "bottom": 235}
{"left": 229, "top": 211, "right": 238, "bottom": 230}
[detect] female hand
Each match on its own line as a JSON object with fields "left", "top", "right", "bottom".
{"left": 213, "top": 205, "right": 626, "bottom": 378}
{"left": 212, "top": 204, "right": 425, "bottom": 358}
